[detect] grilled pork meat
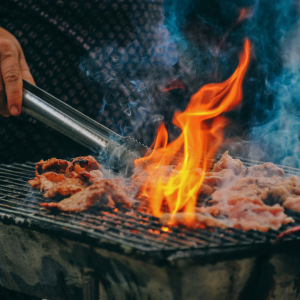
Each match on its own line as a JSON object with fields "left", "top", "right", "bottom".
{"left": 28, "top": 156, "right": 103, "bottom": 198}
{"left": 34, "top": 156, "right": 100, "bottom": 175}
{"left": 28, "top": 171, "right": 88, "bottom": 198}
{"left": 202, "top": 169, "right": 237, "bottom": 190}
{"left": 212, "top": 151, "right": 246, "bottom": 175}
{"left": 197, "top": 158, "right": 297, "bottom": 231}
{"left": 78, "top": 170, "right": 103, "bottom": 184}
{"left": 30, "top": 156, "right": 133, "bottom": 211}
{"left": 29, "top": 153, "right": 300, "bottom": 231}
{"left": 199, "top": 177, "right": 294, "bottom": 231}
{"left": 36, "top": 158, "right": 72, "bottom": 174}
{"left": 41, "top": 180, "right": 131, "bottom": 212}
{"left": 71, "top": 156, "right": 101, "bottom": 172}
{"left": 229, "top": 201, "right": 292, "bottom": 231}
{"left": 283, "top": 196, "right": 300, "bottom": 212}
{"left": 242, "top": 162, "right": 285, "bottom": 178}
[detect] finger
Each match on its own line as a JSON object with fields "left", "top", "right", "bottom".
{"left": 0, "top": 42, "right": 23, "bottom": 116}
{"left": 0, "top": 71, "right": 10, "bottom": 117}
{"left": 19, "top": 51, "right": 35, "bottom": 85}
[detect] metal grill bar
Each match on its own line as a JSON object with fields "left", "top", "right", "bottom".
{"left": 0, "top": 160, "right": 300, "bottom": 257}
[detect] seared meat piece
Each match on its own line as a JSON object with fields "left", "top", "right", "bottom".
{"left": 29, "top": 156, "right": 103, "bottom": 198}
{"left": 268, "top": 176, "right": 300, "bottom": 203}
{"left": 229, "top": 201, "right": 293, "bottom": 231}
{"left": 28, "top": 176, "right": 42, "bottom": 188}
{"left": 283, "top": 196, "right": 300, "bottom": 213}
{"left": 78, "top": 170, "right": 103, "bottom": 184}
{"left": 29, "top": 172, "right": 65, "bottom": 191}
{"left": 38, "top": 172, "right": 67, "bottom": 193}
{"left": 34, "top": 156, "right": 101, "bottom": 175}
{"left": 71, "top": 156, "right": 100, "bottom": 172}
{"left": 212, "top": 151, "right": 246, "bottom": 175}
{"left": 199, "top": 176, "right": 294, "bottom": 231}
{"left": 36, "top": 158, "right": 72, "bottom": 174}
{"left": 43, "top": 177, "right": 88, "bottom": 198}
{"left": 243, "top": 162, "right": 285, "bottom": 178}
{"left": 203, "top": 169, "right": 237, "bottom": 189}
{"left": 41, "top": 180, "right": 131, "bottom": 212}
{"left": 29, "top": 171, "right": 88, "bottom": 198}
{"left": 273, "top": 176, "right": 300, "bottom": 212}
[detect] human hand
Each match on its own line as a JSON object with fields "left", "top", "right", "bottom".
{"left": 0, "top": 27, "right": 35, "bottom": 117}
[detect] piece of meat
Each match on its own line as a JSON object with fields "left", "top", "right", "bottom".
{"left": 29, "top": 156, "right": 103, "bottom": 198}
{"left": 36, "top": 158, "right": 72, "bottom": 174}
{"left": 198, "top": 183, "right": 213, "bottom": 195}
{"left": 40, "top": 180, "right": 132, "bottom": 212}
{"left": 204, "top": 174, "right": 287, "bottom": 208}
{"left": 283, "top": 196, "right": 300, "bottom": 213}
{"left": 242, "top": 162, "right": 285, "bottom": 178}
{"left": 269, "top": 176, "right": 300, "bottom": 202}
{"left": 78, "top": 170, "right": 103, "bottom": 184}
{"left": 198, "top": 176, "right": 294, "bottom": 231}
{"left": 43, "top": 177, "right": 89, "bottom": 198}
{"left": 160, "top": 212, "right": 230, "bottom": 229}
{"left": 39, "top": 172, "right": 67, "bottom": 193}
{"left": 71, "top": 156, "right": 100, "bottom": 172}
{"left": 34, "top": 156, "right": 101, "bottom": 176}
{"left": 28, "top": 177, "right": 41, "bottom": 188}
{"left": 212, "top": 151, "right": 246, "bottom": 175}
{"left": 28, "top": 171, "right": 88, "bottom": 198}
{"left": 28, "top": 172, "right": 66, "bottom": 192}
{"left": 208, "top": 177, "right": 267, "bottom": 205}
{"left": 203, "top": 168, "right": 237, "bottom": 189}
{"left": 229, "top": 201, "right": 293, "bottom": 232}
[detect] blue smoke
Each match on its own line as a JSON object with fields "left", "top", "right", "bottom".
{"left": 249, "top": 20, "right": 300, "bottom": 167}
{"left": 245, "top": 1, "right": 300, "bottom": 166}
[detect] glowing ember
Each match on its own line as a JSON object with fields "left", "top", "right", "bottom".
{"left": 134, "top": 39, "right": 251, "bottom": 226}
{"left": 161, "top": 226, "right": 169, "bottom": 232}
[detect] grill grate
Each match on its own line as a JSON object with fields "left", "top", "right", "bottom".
{"left": 1, "top": 159, "right": 300, "bottom": 258}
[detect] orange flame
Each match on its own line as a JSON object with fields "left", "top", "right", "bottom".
{"left": 135, "top": 39, "right": 251, "bottom": 225}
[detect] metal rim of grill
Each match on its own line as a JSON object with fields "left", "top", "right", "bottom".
{"left": 1, "top": 157, "right": 300, "bottom": 262}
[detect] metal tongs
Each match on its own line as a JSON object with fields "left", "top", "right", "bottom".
{"left": 22, "top": 80, "right": 148, "bottom": 175}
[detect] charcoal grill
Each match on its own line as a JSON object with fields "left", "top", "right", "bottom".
{"left": 1, "top": 158, "right": 300, "bottom": 300}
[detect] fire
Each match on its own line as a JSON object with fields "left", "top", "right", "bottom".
{"left": 134, "top": 39, "right": 251, "bottom": 225}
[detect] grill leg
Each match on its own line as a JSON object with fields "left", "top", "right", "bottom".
{"left": 83, "top": 272, "right": 99, "bottom": 300}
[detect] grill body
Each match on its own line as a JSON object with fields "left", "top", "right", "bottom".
{"left": 1, "top": 160, "right": 300, "bottom": 299}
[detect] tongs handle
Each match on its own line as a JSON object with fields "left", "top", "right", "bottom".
{"left": 22, "top": 80, "right": 122, "bottom": 153}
